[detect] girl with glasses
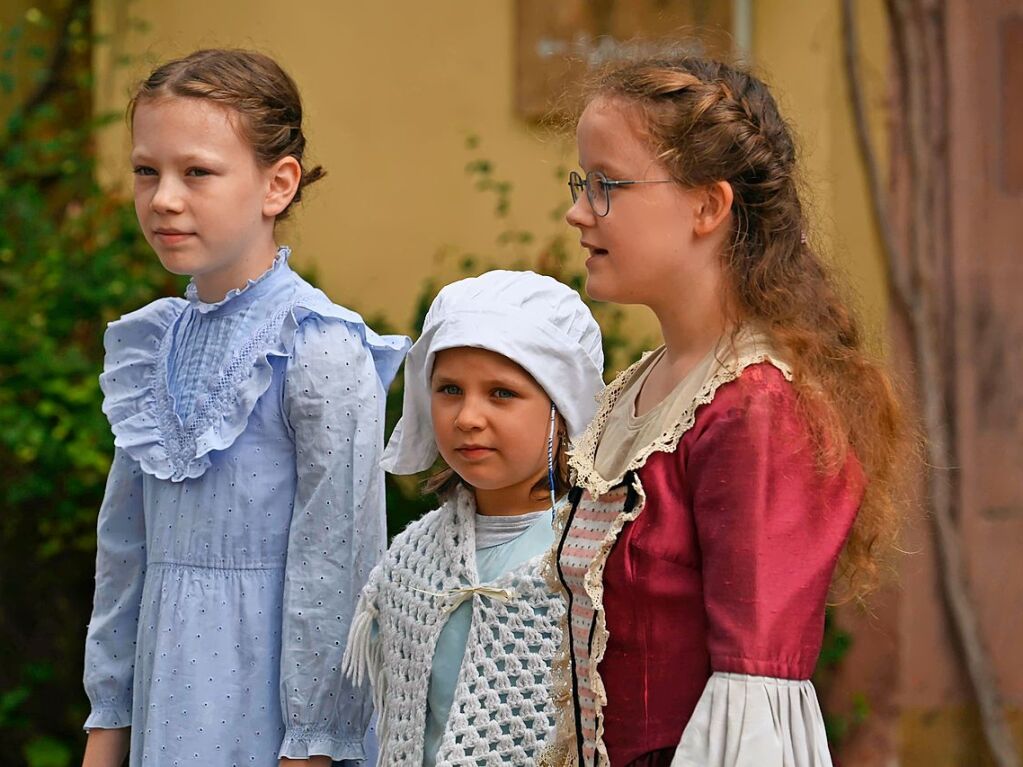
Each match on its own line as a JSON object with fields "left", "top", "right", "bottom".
{"left": 544, "top": 56, "right": 908, "bottom": 767}
{"left": 81, "top": 49, "right": 409, "bottom": 767}
{"left": 344, "top": 271, "right": 605, "bottom": 766}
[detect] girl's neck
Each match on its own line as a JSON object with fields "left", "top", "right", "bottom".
{"left": 192, "top": 240, "right": 280, "bottom": 304}
{"left": 644, "top": 233, "right": 733, "bottom": 372}
{"left": 635, "top": 271, "right": 733, "bottom": 416}
{"left": 649, "top": 284, "right": 730, "bottom": 373}
{"left": 473, "top": 475, "right": 552, "bottom": 517}
{"left": 656, "top": 302, "right": 730, "bottom": 371}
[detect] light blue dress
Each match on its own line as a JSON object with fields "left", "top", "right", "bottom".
{"left": 83, "top": 248, "right": 409, "bottom": 766}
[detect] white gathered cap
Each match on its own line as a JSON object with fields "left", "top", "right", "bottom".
{"left": 381, "top": 270, "right": 605, "bottom": 475}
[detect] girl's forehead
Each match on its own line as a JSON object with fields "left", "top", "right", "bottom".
{"left": 576, "top": 97, "right": 657, "bottom": 171}
{"left": 131, "top": 96, "right": 248, "bottom": 150}
{"left": 134, "top": 94, "right": 233, "bottom": 125}
{"left": 431, "top": 346, "right": 537, "bottom": 382}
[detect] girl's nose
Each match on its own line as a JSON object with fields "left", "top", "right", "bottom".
{"left": 565, "top": 194, "right": 595, "bottom": 229}
{"left": 150, "top": 178, "right": 185, "bottom": 214}
{"left": 453, "top": 398, "right": 486, "bottom": 431}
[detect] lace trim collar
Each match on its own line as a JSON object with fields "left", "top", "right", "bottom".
{"left": 185, "top": 246, "right": 291, "bottom": 315}
{"left": 568, "top": 330, "right": 793, "bottom": 496}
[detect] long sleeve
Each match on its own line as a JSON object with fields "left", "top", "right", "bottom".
{"left": 672, "top": 368, "right": 864, "bottom": 766}
{"left": 83, "top": 448, "right": 147, "bottom": 730}
{"left": 278, "top": 316, "right": 388, "bottom": 761}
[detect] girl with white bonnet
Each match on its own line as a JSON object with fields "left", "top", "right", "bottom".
{"left": 343, "top": 270, "right": 604, "bottom": 766}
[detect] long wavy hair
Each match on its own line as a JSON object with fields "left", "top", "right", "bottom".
{"left": 585, "top": 56, "right": 910, "bottom": 599}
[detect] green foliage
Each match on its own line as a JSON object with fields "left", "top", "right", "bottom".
{"left": 817, "top": 608, "right": 853, "bottom": 669}
{"left": 823, "top": 691, "right": 870, "bottom": 746}
{"left": 814, "top": 608, "right": 869, "bottom": 747}
{"left": 0, "top": 2, "right": 178, "bottom": 759}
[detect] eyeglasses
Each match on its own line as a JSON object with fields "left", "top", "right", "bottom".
{"left": 568, "top": 170, "right": 674, "bottom": 217}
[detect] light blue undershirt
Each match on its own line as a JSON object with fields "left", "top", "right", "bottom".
{"left": 421, "top": 508, "right": 556, "bottom": 767}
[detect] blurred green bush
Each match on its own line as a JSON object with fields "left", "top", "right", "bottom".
{"left": 0, "top": 3, "right": 178, "bottom": 764}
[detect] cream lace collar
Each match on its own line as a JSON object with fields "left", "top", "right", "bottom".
{"left": 568, "top": 328, "right": 792, "bottom": 496}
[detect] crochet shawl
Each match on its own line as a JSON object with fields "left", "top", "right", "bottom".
{"left": 344, "top": 489, "right": 564, "bottom": 765}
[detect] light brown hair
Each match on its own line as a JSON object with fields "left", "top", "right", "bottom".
{"left": 129, "top": 48, "right": 324, "bottom": 219}
{"left": 585, "top": 56, "right": 910, "bottom": 599}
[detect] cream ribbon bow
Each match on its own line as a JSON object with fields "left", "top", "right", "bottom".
{"left": 412, "top": 584, "right": 516, "bottom": 616}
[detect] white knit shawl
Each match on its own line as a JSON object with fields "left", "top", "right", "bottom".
{"left": 344, "top": 488, "right": 565, "bottom": 766}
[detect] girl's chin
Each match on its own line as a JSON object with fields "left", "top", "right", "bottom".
{"left": 583, "top": 272, "right": 619, "bottom": 303}
{"left": 152, "top": 248, "right": 202, "bottom": 276}
{"left": 456, "top": 469, "right": 506, "bottom": 491}
{"left": 458, "top": 469, "right": 538, "bottom": 495}
{"left": 154, "top": 259, "right": 197, "bottom": 278}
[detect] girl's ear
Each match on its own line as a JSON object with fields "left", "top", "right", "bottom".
{"left": 693, "top": 180, "right": 734, "bottom": 237}
{"left": 263, "top": 156, "right": 302, "bottom": 217}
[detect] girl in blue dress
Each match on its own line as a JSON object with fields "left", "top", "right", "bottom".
{"left": 81, "top": 49, "right": 409, "bottom": 767}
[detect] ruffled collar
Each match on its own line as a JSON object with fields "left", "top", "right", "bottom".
{"left": 99, "top": 271, "right": 411, "bottom": 482}
{"left": 185, "top": 246, "right": 291, "bottom": 315}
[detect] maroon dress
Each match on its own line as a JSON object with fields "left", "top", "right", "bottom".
{"left": 553, "top": 362, "right": 864, "bottom": 766}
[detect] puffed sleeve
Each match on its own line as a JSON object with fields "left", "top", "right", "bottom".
{"left": 83, "top": 448, "right": 146, "bottom": 730}
{"left": 673, "top": 367, "right": 864, "bottom": 766}
{"left": 278, "top": 317, "right": 390, "bottom": 761}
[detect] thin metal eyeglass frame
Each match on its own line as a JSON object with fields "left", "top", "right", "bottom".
{"left": 568, "top": 170, "right": 674, "bottom": 217}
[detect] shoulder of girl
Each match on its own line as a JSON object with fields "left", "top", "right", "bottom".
{"left": 102, "top": 297, "right": 187, "bottom": 354}
{"left": 288, "top": 295, "right": 411, "bottom": 386}
{"left": 109, "top": 295, "right": 187, "bottom": 326}
{"left": 699, "top": 361, "right": 797, "bottom": 423}
{"left": 732, "top": 360, "right": 793, "bottom": 396}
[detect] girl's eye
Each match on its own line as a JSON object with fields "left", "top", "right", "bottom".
{"left": 186, "top": 167, "right": 212, "bottom": 177}
{"left": 133, "top": 166, "right": 156, "bottom": 176}
{"left": 492, "top": 388, "right": 517, "bottom": 399}
{"left": 437, "top": 384, "right": 461, "bottom": 395}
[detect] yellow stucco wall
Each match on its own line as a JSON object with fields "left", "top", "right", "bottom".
{"left": 93, "top": 0, "right": 889, "bottom": 344}
{"left": 753, "top": 0, "right": 890, "bottom": 344}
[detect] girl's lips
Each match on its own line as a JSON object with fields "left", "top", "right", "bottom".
{"left": 154, "top": 231, "right": 196, "bottom": 246}
{"left": 456, "top": 447, "right": 496, "bottom": 461}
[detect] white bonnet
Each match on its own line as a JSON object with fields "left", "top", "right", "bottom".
{"left": 381, "top": 270, "right": 605, "bottom": 475}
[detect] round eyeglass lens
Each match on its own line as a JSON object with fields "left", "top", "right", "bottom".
{"left": 568, "top": 171, "right": 585, "bottom": 205}
{"left": 586, "top": 171, "right": 610, "bottom": 216}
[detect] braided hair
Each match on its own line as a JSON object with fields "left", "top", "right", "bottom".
{"left": 585, "top": 57, "right": 908, "bottom": 599}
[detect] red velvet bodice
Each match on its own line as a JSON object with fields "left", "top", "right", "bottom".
{"left": 593, "top": 364, "right": 865, "bottom": 765}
